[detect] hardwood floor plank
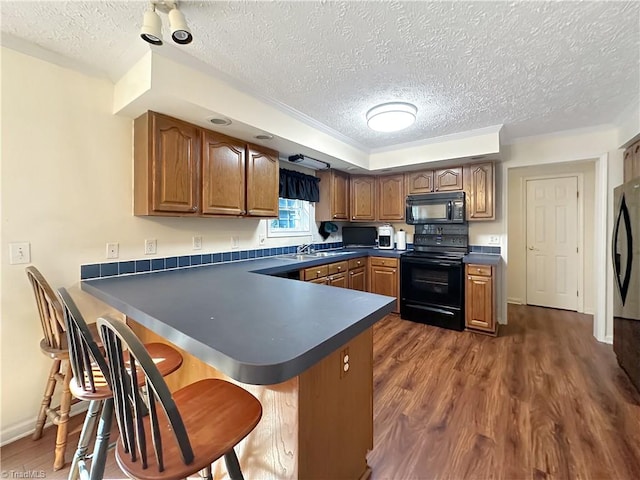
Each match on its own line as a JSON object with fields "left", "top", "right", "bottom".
{"left": 3, "top": 305, "right": 640, "bottom": 480}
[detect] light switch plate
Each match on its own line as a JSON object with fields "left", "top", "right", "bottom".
{"left": 9, "top": 242, "right": 30, "bottom": 264}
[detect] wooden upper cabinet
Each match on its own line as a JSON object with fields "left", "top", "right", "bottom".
{"left": 134, "top": 111, "right": 201, "bottom": 216}
{"left": 350, "top": 176, "right": 376, "bottom": 221}
{"left": 434, "top": 167, "right": 463, "bottom": 192}
{"left": 405, "top": 170, "right": 434, "bottom": 194}
{"left": 202, "top": 131, "right": 246, "bottom": 216}
{"left": 624, "top": 140, "right": 640, "bottom": 182}
{"left": 246, "top": 144, "right": 279, "bottom": 217}
{"left": 316, "top": 170, "right": 349, "bottom": 221}
{"left": 378, "top": 174, "right": 405, "bottom": 221}
{"left": 464, "top": 162, "right": 495, "bottom": 221}
{"left": 135, "top": 111, "right": 279, "bottom": 218}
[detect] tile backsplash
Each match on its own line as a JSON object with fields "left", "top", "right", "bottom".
{"left": 81, "top": 242, "right": 343, "bottom": 280}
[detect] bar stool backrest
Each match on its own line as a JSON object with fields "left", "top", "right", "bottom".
{"left": 58, "top": 287, "right": 110, "bottom": 394}
{"left": 97, "top": 315, "right": 195, "bottom": 472}
{"left": 26, "top": 266, "right": 65, "bottom": 350}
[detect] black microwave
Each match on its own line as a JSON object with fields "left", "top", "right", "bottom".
{"left": 406, "top": 192, "right": 466, "bottom": 224}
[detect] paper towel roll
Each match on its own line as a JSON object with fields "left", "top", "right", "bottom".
{"left": 396, "top": 230, "right": 407, "bottom": 250}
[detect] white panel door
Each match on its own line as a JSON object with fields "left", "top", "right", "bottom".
{"left": 526, "top": 177, "right": 578, "bottom": 310}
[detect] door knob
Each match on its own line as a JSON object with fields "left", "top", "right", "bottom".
{"left": 528, "top": 246, "right": 534, "bottom": 250}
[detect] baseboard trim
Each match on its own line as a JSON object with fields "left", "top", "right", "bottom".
{"left": 507, "top": 297, "right": 523, "bottom": 305}
{"left": 0, "top": 402, "right": 88, "bottom": 447}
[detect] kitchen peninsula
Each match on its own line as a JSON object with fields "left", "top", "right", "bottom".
{"left": 82, "top": 253, "right": 395, "bottom": 480}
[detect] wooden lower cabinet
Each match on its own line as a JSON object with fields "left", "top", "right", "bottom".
{"left": 349, "top": 267, "right": 367, "bottom": 291}
{"left": 130, "top": 320, "right": 374, "bottom": 480}
{"left": 369, "top": 257, "right": 399, "bottom": 313}
{"left": 465, "top": 264, "right": 497, "bottom": 335}
{"left": 328, "top": 272, "right": 348, "bottom": 288}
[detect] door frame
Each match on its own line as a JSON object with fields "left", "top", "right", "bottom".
{"left": 522, "top": 174, "right": 584, "bottom": 313}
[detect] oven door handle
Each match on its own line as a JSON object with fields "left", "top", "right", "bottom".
{"left": 403, "top": 303, "right": 455, "bottom": 316}
{"left": 402, "top": 258, "right": 460, "bottom": 267}
{"left": 447, "top": 201, "right": 452, "bottom": 220}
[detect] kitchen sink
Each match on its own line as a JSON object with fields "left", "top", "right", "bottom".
{"left": 280, "top": 251, "right": 351, "bottom": 261}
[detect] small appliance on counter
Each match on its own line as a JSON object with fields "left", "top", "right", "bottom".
{"left": 396, "top": 229, "right": 407, "bottom": 251}
{"left": 378, "top": 224, "right": 395, "bottom": 249}
{"left": 342, "top": 226, "right": 378, "bottom": 248}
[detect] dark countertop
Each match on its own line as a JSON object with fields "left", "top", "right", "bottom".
{"left": 82, "top": 249, "right": 397, "bottom": 386}
{"left": 463, "top": 253, "right": 501, "bottom": 266}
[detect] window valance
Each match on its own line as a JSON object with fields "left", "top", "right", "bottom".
{"left": 279, "top": 169, "right": 320, "bottom": 203}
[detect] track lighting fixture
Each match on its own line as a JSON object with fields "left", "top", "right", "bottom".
{"left": 140, "top": 4, "right": 163, "bottom": 45}
{"left": 140, "top": 1, "right": 193, "bottom": 46}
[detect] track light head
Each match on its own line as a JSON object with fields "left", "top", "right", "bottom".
{"left": 168, "top": 5, "right": 192, "bottom": 45}
{"left": 140, "top": 5, "right": 163, "bottom": 45}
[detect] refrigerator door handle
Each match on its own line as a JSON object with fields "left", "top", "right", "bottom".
{"left": 612, "top": 194, "right": 633, "bottom": 305}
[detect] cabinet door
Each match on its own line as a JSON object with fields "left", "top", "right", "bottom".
{"left": 332, "top": 171, "right": 350, "bottom": 220}
{"left": 624, "top": 141, "right": 640, "bottom": 182}
{"left": 246, "top": 144, "right": 279, "bottom": 217}
{"left": 465, "top": 162, "right": 495, "bottom": 220}
{"left": 328, "top": 272, "right": 348, "bottom": 289}
{"left": 370, "top": 265, "right": 399, "bottom": 313}
{"left": 151, "top": 113, "right": 201, "bottom": 214}
{"left": 350, "top": 176, "right": 376, "bottom": 221}
{"left": 465, "top": 271, "right": 494, "bottom": 332}
{"left": 349, "top": 267, "right": 367, "bottom": 291}
{"left": 309, "top": 277, "right": 328, "bottom": 285}
{"left": 202, "top": 131, "right": 246, "bottom": 215}
{"left": 405, "top": 170, "right": 434, "bottom": 194}
{"left": 378, "top": 174, "right": 405, "bottom": 221}
{"left": 434, "top": 167, "right": 463, "bottom": 192}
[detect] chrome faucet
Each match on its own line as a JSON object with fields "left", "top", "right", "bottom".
{"left": 297, "top": 243, "right": 314, "bottom": 254}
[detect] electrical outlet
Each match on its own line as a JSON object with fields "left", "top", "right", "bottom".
{"left": 106, "top": 243, "right": 119, "bottom": 259}
{"left": 144, "top": 239, "right": 157, "bottom": 255}
{"left": 259, "top": 234, "right": 266, "bottom": 245}
{"left": 489, "top": 235, "right": 500, "bottom": 245}
{"left": 193, "top": 235, "right": 202, "bottom": 250}
{"left": 231, "top": 235, "right": 240, "bottom": 249}
{"left": 9, "top": 242, "right": 31, "bottom": 265}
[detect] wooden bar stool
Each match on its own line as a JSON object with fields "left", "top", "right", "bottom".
{"left": 58, "top": 287, "right": 183, "bottom": 480}
{"left": 97, "top": 315, "right": 263, "bottom": 480}
{"left": 26, "top": 266, "right": 99, "bottom": 471}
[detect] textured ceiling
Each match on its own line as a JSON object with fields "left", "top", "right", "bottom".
{"left": 1, "top": 1, "right": 638, "bottom": 149}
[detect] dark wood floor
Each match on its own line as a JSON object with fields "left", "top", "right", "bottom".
{"left": 3, "top": 305, "right": 639, "bottom": 479}
{"left": 368, "top": 305, "right": 640, "bottom": 480}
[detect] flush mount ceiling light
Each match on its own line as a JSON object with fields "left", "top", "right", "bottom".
{"left": 140, "top": 1, "right": 192, "bottom": 46}
{"left": 207, "top": 116, "right": 232, "bottom": 126}
{"left": 254, "top": 133, "right": 274, "bottom": 140}
{"left": 366, "top": 102, "right": 417, "bottom": 132}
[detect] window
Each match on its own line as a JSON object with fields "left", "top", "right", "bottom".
{"left": 267, "top": 198, "right": 311, "bottom": 237}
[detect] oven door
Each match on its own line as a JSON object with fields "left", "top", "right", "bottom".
{"left": 400, "top": 256, "right": 464, "bottom": 330}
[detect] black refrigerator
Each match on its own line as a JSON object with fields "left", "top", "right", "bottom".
{"left": 612, "top": 177, "right": 640, "bottom": 392}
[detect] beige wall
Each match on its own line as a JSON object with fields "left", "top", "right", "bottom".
{"left": 507, "top": 161, "right": 596, "bottom": 312}
{"left": 0, "top": 48, "right": 336, "bottom": 440}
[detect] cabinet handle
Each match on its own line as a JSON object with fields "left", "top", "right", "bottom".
{"left": 393, "top": 269, "right": 396, "bottom": 273}
{"left": 337, "top": 266, "right": 342, "bottom": 270}
{"left": 241, "top": 210, "right": 246, "bottom": 214}
{"left": 333, "top": 214, "right": 337, "bottom": 218}
{"left": 477, "top": 268, "right": 482, "bottom": 273}
{"left": 352, "top": 216, "right": 356, "bottom": 220}
{"left": 317, "top": 270, "right": 321, "bottom": 275}
{"left": 350, "top": 272, "right": 354, "bottom": 275}
{"left": 192, "top": 206, "right": 198, "bottom": 211}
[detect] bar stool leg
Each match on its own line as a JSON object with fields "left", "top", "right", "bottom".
{"left": 224, "top": 449, "right": 244, "bottom": 480}
{"left": 53, "top": 361, "right": 73, "bottom": 471}
{"left": 33, "top": 359, "right": 61, "bottom": 440}
{"left": 88, "top": 398, "right": 113, "bottom": 480}
{"left": 68, "top": 399, "right": 102, "bottom": 480}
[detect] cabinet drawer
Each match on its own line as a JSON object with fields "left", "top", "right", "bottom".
{"left": 348, "top": 258, "right": 367, "bottom": 269}
{"left": 466, "top": 264, "right": 493, "bottom": 277}
{"left": 328, "top": 261, "right": 348, "bottom": 275}
{"left": 303, "top": 265, "right": 329, "bottom": 280}
{"left": 370, "top": 257, "right": 398, "bottom": 268}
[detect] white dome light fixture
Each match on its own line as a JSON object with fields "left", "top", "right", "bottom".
{"left": 366, "top": 102, "right": 417, "bottom": 132}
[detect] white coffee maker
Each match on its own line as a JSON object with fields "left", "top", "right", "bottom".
{"left": 377, "top": 224, "right": 395, "bottom": 249}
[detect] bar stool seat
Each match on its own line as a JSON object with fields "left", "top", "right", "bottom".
{"left": 98, "top": 316, "right": 262, "bottom": 480}
{"left": 26, "top": 266, "right": 96, "bottom": 471}
{"left": 58, "top": 288, "right": 183, "bottom": 480}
